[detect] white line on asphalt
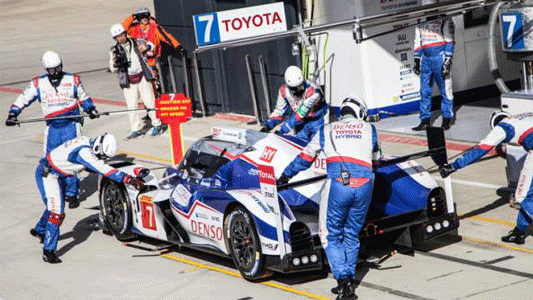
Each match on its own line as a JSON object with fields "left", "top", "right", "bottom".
{"left": 433, "top": 176, "right": 503, "bottom": 190}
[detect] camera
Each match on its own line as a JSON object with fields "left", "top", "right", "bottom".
{"left": 112, "top": 45, "right": 130, "bottom": 71}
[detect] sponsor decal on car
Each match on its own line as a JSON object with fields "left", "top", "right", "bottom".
{"left": 191, "top": 220, "right": 223, "bottom": 240}
{"left": 260, "top": 146, "right": 277, "bottom": 163}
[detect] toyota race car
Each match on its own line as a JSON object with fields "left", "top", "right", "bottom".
{"left": 99, "top": 126, "right": 459, "bottom": 281}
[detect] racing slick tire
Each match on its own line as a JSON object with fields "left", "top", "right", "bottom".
{"left": 226, "top": 206, "right": 273, "bottom": 281}
{"left": 100, "top": 180, "right": 136, "bottom": 241}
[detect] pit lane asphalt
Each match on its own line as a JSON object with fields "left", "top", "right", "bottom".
{"left": 2, "top": 1, "right": 533, "bottom": 299}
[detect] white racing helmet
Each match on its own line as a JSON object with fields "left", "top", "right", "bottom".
{"left": 340, "top": 96, "right": 368, "bottom": 120}
{"left": 93, "top": 134, "right": 118, "bottom": 159}
{"left": 110, "top": 23, "right": 126, "bottom": 38}
{"left": 42, "top": 51, "right": 62, "bottom": 69}
{"left": 489, "top": 110, "right": 511, "bottom": 129}
{"left": 284, "top": 66, "right": 304, "bottom": 87}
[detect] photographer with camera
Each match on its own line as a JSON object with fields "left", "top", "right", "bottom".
{"left": 121, "top": 8, "right": 182, "bottom": 71}
{"left": 109, "top": 23, "right": 163, "bottom": 139}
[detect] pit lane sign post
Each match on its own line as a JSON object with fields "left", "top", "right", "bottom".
{"left": 258, "top": 164, "right": 286, "bottom": 258}
{"left": 155, "top": 93, "right": 192, "bottom": 165}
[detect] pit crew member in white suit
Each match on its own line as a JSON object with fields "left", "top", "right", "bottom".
{"left": 440, "top": 112, "right": 533, "bottom": 244}
{"left": 261, "top": 66, "right": 327, "bottom": 141}
{"left": 5, "top": 51, "right": 99, "bottom": 209}
{"left": 278, "top": 96, "right": 380, "bottom": 300}
{"left": 32, "top": 134, "right": 144, "bottom": 263}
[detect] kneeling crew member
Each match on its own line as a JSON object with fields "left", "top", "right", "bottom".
{"left": 440, "top": 112, "right": 533, "bottom": 244}
{"left": 32, "top": 134, "right": 144, "bottom": 263}
{"left": 277, "top": 96, "right": 380, "bottom": 300}
{"left": 261, "top": 66, "right": 327, "bottom": 141}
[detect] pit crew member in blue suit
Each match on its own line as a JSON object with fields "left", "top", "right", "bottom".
{"left": 32, "top": 134, "right": 144, "bottom": 263}
{"left": 277, "top": 96, "right": 380, "bottom": 300}
{"left": 260, "top": 66, "right": 328, "bottom": 141}
{"left": 5, "top": 51, "right": 99, "bottom": 209}
{"left": 412, "top": 0, "right": 455, "bottom": 131}
{"left": 440, "top": 112, "right": 533, "bottom": 245}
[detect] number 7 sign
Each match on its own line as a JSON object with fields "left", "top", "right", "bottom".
{"left": 193, "top": 12, "right": 221, "bottom": 46}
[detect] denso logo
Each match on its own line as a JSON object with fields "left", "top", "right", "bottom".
{"left": 260, "top": 146, "right": 277, "bottom": 163}
{"left": 191, "top": 220, "right": 223, "bottom": 240}
{"left": 332, "top": 123, "right": 364, "bottom": 130}
{"left": 220, "top": 12, "right": 283, "bottom": 32}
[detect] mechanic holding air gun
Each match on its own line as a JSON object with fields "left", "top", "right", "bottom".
{"left": 440, "top": 112, "right": 533, "bottom": 245}
{"left": 31, "top": 134, "right": 144, "bottom": 263}
{"left": 260, "top": 66, "right": 328, "bottom": 141}
{"left": 277, "top": 96, "right": 380, "bottom": 300}
{"left": 5, "top": 51, "right": 99, "bottom": 209}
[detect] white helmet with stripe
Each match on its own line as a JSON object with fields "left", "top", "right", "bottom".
{"left": 93, "top": 133, "right": 118, "bottom": 159}
{"left": 340, "top": 96, "right": 367, "bottom": 120}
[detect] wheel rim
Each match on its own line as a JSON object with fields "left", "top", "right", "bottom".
{"left": 230, "top": 217, "right": 257, "bottom": 271}
{"left": 103, "top": 184, "right": 127, "bottom": 232}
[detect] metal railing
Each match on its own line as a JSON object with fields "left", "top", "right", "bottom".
{"left": 191, "top": 0, "right": 499, "bottom": 117}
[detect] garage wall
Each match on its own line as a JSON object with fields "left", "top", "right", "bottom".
{"left": 153, "top": 0, "right": 299, "bottom": 118}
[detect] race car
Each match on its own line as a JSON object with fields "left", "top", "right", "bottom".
{"left": 99, "top": 126, "right": 459, "bottom": 281}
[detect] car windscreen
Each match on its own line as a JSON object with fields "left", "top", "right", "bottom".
{"left": 181, "top": 138, "right": 246, "bottom": 179}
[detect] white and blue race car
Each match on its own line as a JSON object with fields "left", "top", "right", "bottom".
{"left": 99, "top": 126, "right": 458, "bottom": 281}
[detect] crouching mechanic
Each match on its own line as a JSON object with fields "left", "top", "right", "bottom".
{"left": 5, "top": 51, "right": 99, "bottom": 209}
{"left": 277, "top": 97, "right": 380, "bottom": 300}
{"left": 439, "top": 111, "right": 533, "bottom": 244}
{"left": 260, "top": 66, "right": 327, "bottom": 141}
{"left": 31, "top": 134, "right": 144, "bottom": 263}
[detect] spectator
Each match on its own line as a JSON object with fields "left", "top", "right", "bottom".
{"left": 109, "top": 23, "right": 163, "bottom": 138}
{"left": 122, "top": 7, "right": 182, "bottom": 94}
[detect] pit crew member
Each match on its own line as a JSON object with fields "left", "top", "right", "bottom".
{"left": 31, "top": 134, "right": 144, "bottom": 263}
{"left": 109, "top": 23, "right": 163, "bottom": 138}
{"left": 412, "top": 0, "right": 456, "bottom": 131}
{"left": 277, "top": 96, "right": 380, "bottom": 300}
{"left": 440, "top": 112, "right": 533, "bottom": 244}
{"left": 5, "top": 51, "right": 99, "bottom": 209}
{"left": 260, "top": 66, "right": 327, "bottom": 141}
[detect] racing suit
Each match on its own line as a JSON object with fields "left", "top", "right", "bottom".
{"left": 8, "top": 73, "right": 96, "bottom": 198}
{"left": 414, "top": 17, "right": 455, "bottom": 121}
{"left": 450, "top": 115, "right": 533, "bottom": 232}
{"left": 281, "top": 117, "right": 380, "bottom": 281}
{"left": 34, "top": 136, "right": 129, "bottom": 252}
{"left": 109, "top": 37, "right": 161, "bottom": 132}
{"left": 122, "top": 15, "right": 181, "bottom": 68}
{"left": 264, "top": 81, "right": 327, "bottom": 141}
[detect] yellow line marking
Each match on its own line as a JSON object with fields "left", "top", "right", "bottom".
{"left": 119, "top": 151, "right": 172, "bottom": 163}
{"left": 160, "top": 254, "right": 329, "bottom": 300}
{"left": 462, "top": 236, "right": 533, "bottom": 254}
{"left": 184, "top": 266, "right": 202, "bottom": 273}
{"left": 462, "top": 215, "right": 515, "bottom": 228}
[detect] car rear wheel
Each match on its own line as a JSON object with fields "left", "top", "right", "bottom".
{"left": 100, "top": 180, "right": 136, "bottom": 241}
{"left": 226, "top": 206, "right": 272, "bottom": 281}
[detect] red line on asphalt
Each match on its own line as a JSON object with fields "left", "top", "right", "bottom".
{"left": 0, "top": 87, "right": 494, "bottom": 154}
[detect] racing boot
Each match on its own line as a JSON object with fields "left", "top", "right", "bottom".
{"left": 42, "top": 250, "right": 62, "bottom": 264}
{"left": 441, "top": 118, "right": 452, "bottom": 130}
{"left": 150, "top": 126, "right": 162, "bottom": 137}
{"left": 332, "top": 278, "right": 355, "bottom": 295}
{"left": 501, "top": 227, "right": 526, "bottom": 245}
{"left": 66, "top": 195, "right": 79, "bottom": 209}
{"left": 126, "top": 131, "right": 144, "bottom": 140}
{"left": 412, "top": 119, "right": 430, "bottom": 131}
{"left": 336, "top": 279, "right": 358, "bottom": 300}
{"left": 30, "top": 228, "right": 44, "bottom": 243}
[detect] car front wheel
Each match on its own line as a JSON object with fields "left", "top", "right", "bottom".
{"left": 100, "top": 180, "right": 136, "bottom": 241}
{"left": 226, "top": 206, "right": 272, "bottom": 281}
